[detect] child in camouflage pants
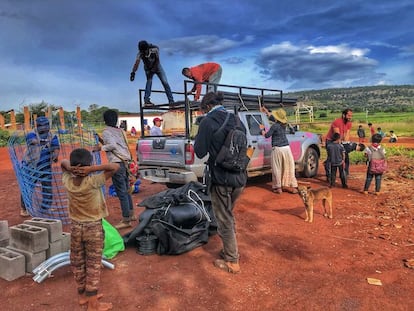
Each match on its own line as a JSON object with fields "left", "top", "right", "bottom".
{"left": 61, "top": 148, "right": 119, "bottom": 310}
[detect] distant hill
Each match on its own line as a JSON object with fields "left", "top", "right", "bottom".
{"left": 285, "top": 85, "right": 414, "bottom": 113}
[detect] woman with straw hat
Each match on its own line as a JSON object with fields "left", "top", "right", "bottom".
{"left": 260, "top": 107, "right": 298, "bottom": 194}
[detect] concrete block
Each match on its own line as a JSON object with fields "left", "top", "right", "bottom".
{"left": 7, "top": 246, "right": 46, "bottom": 273}
{"left": 61, "top": 232, "right": 71, "bottom": 252}
{"left": 0, "top": 247, "right": 26, "bottom": 281}
{"left": 0, "top": 239, "right": 8, "bottom": 247}
{"left": 23, "top": 218, "right": 63, "bottom": 242}
{"left": 0, "top": 220, "right": 9, "bottom": 247}
{"left": 9, "top": 224, "right": 49, "bottom": 253}
{"left": 46, "top": 239, "right": 63, "bottom": 258}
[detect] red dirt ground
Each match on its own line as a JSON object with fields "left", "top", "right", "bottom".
{"left": 1, "top": 138, "right": 414, "bottom": 311}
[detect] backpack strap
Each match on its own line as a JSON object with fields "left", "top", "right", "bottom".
{"left": 213, "top": 112, "right": 231, "bottom": 137}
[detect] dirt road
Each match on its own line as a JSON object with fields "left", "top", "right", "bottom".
{"left": 1, "top": 139, "right": 413, "bottom": 310}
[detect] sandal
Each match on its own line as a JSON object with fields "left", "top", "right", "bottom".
{"left": 79, "top": 293, "right": 104, "bottom": 305}
{"left": 214, "top": 259, "right": 240, "bottom": 274}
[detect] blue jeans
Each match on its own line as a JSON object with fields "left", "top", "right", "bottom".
{"left": 145, "top": 65, "right": 174, "bottom": 104}
{"left": 364, "top": 171, "right": 382, "bottom": 192}
{"left": 111, "top": 162, "right": 133, "bottom": 219}
{"left": 210, "top": 184, "right": 243, "bottom": 263}
{"left": 330, "top": 164, "right": 346, "bottom": 187}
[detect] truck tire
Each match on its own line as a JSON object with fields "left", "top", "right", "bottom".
{"left": 302, "top": 148, "right": 319, "bottom": 178}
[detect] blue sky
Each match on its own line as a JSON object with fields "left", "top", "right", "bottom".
{"left": 1, "top": 0, "right": 413, "bottom": 113}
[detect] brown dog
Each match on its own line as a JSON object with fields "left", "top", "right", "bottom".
{"left": 297, "top": 185, "right": 333, "bottom": 223}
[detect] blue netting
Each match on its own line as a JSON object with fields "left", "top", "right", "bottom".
{"left": 8, "top": 126, "right": 102, "bottom": 224}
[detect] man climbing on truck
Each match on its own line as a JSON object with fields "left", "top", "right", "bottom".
{"left": 181, "top": 62, "right": 222, "bottom": 101}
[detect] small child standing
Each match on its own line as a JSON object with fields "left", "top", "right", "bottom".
{"left": 357, "top": 125, "right": 366, "bottom": 143}
{"left": 326, "top": 132, "right": 347, "bottom": 188}
{"left": 363, "top": 133, "right": 386, "bottom": 195}
{"left": 61, "top": 148, "right": 119, "bottom": 310}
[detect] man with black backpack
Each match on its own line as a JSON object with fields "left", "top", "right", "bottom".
{"left": 194, "top": 92, "right": 248, "bottom": 274}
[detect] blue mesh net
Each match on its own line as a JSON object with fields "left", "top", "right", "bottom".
{"left": 8, "top": 126, "right": 102, "bottom": 224}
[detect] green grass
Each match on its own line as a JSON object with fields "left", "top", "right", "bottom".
{"left": 321, "top": 145, "right": 414, "bottom": 166}
{"left": 296, "top": 111, "right": 414, "bottom": 137}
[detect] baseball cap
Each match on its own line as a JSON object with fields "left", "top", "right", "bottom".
{"left": 153, "top": 117, "right": 163, "bottom": 122}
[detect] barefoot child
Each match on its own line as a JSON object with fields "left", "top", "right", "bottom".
{"left": 61, "top": 148, "right": 119, "bottom": 310}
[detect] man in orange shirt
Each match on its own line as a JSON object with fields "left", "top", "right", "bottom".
{"left": 182, "top": 62, "right": 222, "bottom": 101}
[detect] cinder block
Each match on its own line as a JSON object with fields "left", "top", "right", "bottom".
{"left": 0, "top": 247, "right": 26, "bottom": 281}
{"left": 23, "top": 218, "right": 63, "bottom": 242}
{"left": 46, "top": 239, "right": 63, "bottom": 258}
{"left": 9, "top": 224, "right": 49, "bottom": 253}
{"left": 61, "top": 232, "right": 71, "bottom": 252}
{"left": 7, "top": 246, "right": 46, "bottom": 273}
{"left": 0, "top": 220, "right": 9, "bottom": 247}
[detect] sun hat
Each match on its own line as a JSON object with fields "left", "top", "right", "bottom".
{"left": 272, "top": 109, "right": 288, "bottom": 124}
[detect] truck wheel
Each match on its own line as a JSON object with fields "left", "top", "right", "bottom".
{"left": 302, "top": 148, "right": 319, "bottom": 178}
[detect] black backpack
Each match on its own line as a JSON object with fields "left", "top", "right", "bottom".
{"left": 214, "top": 113, "right": 250, "bottom": 172}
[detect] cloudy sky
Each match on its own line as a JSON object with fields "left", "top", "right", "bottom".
{"left": 1, "top": 0, "right": 413, "bottom": 113}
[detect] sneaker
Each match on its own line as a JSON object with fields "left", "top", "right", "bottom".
{"left": 342, "top": 184, "right": 348, "bottom": 189}
{"left": 272, "top": 188, "right": 282, "bottom": 194}
{"left": 213, "top": 259, "right": 240, "bottom": 274}
{"left": 114, "top": 221, "right": 131, "bottom": 230}
{"left": 363, "top": 191, "right": 368, "bottom": 195}
{"left": 129, "top": 214, "right": 137, "bottom": 221}
{"left": 144, "top": 101, "right": 155, "bottom": 107}
{"left": 374, "top": 192, "right": 381, "bottom": 195}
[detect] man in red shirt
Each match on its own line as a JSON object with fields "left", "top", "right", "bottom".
{"left": 324, "top": 109, "right": 353, "bottom": 181}
{"left": 182, "top": 62, "right": 222, "bottom": 101}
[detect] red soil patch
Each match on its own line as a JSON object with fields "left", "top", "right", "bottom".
{"left": 1, "top": 138, "right": 413, "bottom": 310}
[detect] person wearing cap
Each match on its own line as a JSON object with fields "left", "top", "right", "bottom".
{"left": 260, "top": 107, "right": 298, "bottom": 194}
{"left": 150, "top": 117, "right": 163, "bottom": 136}
{"left": 130, "top": 40, "right": 175, "bottom": 107}
{"left": 181, "top": 62, "right": 222, "bottom": 101}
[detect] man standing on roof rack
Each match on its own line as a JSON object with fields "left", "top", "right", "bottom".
{"left": 130, "top": 40, "right": 175, "bottom": 107}
{"left": 182, "top": 62, "right": 222, "bottom": 101}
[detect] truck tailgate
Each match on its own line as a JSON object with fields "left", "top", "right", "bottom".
{"left": 137, "top": 137, "right": 186, "bottom": 167}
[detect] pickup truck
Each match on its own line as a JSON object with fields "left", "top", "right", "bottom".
{"left": 136, "top": 83, "right": 321, "bottom": 187}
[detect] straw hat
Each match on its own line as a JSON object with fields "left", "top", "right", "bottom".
{"left": 272, "top": 108, "right": 288, "bottom": 124}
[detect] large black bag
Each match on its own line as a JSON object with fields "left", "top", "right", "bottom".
{"left": 123, "top": 181, "right": 217, "bottom": 255}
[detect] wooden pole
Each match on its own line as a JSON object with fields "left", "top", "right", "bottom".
{"left": 59, "top": 107, "right": 65, "bottom": 130}
{"left": 24, "top": 106, "right": 31, "bottom": 131}
{"left": 10, "top": 110, "right": 16, "bottom": 130}
{"left": 76, "top": 106, "right": 82, "bottom": 136}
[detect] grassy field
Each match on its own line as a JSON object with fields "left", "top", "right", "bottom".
{"left": 296, "top": 110, "right": 414, "bottom": 137}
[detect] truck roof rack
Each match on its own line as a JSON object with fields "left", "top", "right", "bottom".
{"left": 221, "top": 91, "right": 297, "bottom": 111}
{"left": 138, "top": 82, "right": 297, "bottom": 112}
